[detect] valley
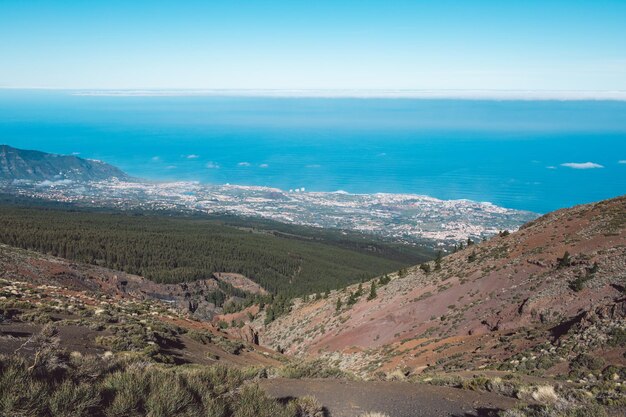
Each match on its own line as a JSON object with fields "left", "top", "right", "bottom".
{"left": 0, "top": 143, "right": 624, "bottom": 417}
{"left": 1, "top": 193, "right": 624, "bottom": 416}
{"left": 0, "top": 199, "right": 431, "bottom": 297}
{"left": 2, "top": 2, "right": 625, "bottom": 415}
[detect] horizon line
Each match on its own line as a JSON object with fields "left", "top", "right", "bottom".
{"left": 2, "top": 87, "right": 626, "bottom": 101}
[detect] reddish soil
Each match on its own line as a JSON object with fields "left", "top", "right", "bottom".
{"left": 261, "top": 196, "right": 626, "bottom": 376}
{"left": 214, "top": 272, "right": 268, "bottom": 295}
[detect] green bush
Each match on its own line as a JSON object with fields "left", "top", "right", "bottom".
{"left": 277, "top": 359, "right": 348, "bottom": 379}
{"left": 234, "top": 384, "right": 291, "bottom": 417}
{"left": 48, "top": 380, "right": 100, "bottom": 417}
{"left": 0, "top": 356, "right": 50, "bottom": 416}
{"left": 557, "top": 251, "right": 571, "bottom": 269}
{"left": 102, "top": 369, "right": 149, "bottom": 416}
{"left": 145, "top": 371, "right": 198, "bottom": 417}
{"left": 571, "top": 353, "right": 605, "bottom": 371}
{"left": 188, "top": 330, "right": 213, "bottom": 344}
{"left": 608, "top": 327, "right": 626, "bottom": 347}
{"left": 378, "top": 274, "right": 391, "bottom": 285}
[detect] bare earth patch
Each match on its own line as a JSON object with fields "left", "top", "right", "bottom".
{"left": 260, "top": 378, "right": 518, "bottom": 417}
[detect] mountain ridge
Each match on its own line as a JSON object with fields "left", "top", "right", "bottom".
{"left": 0, "top": 144, "right": 129, "bottom": 181}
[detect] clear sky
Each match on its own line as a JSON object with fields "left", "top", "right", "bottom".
{"left": 1, "top": 0, "right": 625, "bottom": 91}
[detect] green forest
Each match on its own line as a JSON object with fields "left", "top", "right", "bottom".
{"left": 0, "top": 200, "right": 433, "bottom": 296}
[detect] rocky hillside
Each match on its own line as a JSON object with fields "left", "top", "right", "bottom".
{"left": 0, "top": 144, "right": 128, "bottom": 181}
{"left": 0, "top": 244, "right": 279, "bottom": 367}
{"left": 0, "top": 243, "right": 267, "bottom": 322}
{"left": 261, "top": 195, "right": 626, "bottom": 378}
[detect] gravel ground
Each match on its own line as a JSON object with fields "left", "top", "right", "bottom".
{"left": 260, "top": 378, "right": 518, "bottom": 417}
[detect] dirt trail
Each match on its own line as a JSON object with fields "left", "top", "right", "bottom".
{"left": 260, "top": 378, "right": 517, "bottom": 417}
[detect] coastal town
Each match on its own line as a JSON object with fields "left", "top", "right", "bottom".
{"left": 2, "top": 178, "right": 537, "bottom": 245}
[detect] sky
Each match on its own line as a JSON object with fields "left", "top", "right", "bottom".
{"left": 1, "top": 1, "right": 625, "bottom": 91}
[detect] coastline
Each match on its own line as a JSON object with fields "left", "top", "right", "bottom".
{"left": 1, "top": 178, "right": 539, "bottom": 245}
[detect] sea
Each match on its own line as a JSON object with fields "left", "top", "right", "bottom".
{"left": 1, "top": 89, "right": 625, "bottom": 214}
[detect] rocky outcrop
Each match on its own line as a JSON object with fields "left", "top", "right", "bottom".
{"left": 230, "top": 324, "right": 260, "bottom": 345}
{"left": 580, "top": 299, "right": 626, "bottom": 327}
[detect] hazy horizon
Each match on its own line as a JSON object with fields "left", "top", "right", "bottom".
{"left": 2, "top": 87, "right": 626, "bottom": 101}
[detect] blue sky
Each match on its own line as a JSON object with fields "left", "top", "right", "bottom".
{"left": 1, "top": 1, "right": 625, "bottom": 91}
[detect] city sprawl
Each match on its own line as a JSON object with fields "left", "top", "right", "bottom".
{"left": 2, "top": 179, "right": 538, "bottom": 245}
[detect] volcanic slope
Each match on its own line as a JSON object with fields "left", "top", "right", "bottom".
{"left": 261, "top": 195, "right": 626, "bottom": 377}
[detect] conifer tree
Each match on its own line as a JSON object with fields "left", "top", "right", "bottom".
{"left": 367, "top": 281, "right": 377, "bottom": 300}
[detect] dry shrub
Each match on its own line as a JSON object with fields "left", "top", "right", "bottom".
{"left": 500, "top": 403, "right": 608, "bottom": 417}
{"left": 532, "top": 385, "right": 559, "bottom": 403}
{"left": 48, "top": 380, "right": 100, "bottom": 417}
{"left": 385, "top": 369, "right": 407, "bottom": 381}
{"left": 288, "top": 395, "right": 325, "bottom": 417}
{"left": 0, "top": 331, "right": 317, "bottom": 417}
{"left": 277, "top": 359, "right": 347, "bottom": 379}
{"left": 234, "top": 384, "right": 292, "bottom": 417}
{"left": 102, "top": 369, "right": 149, "bottom": 417}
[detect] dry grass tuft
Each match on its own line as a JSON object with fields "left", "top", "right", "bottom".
{"left": 530, "top": 385, "right": 560, "bottom": 404}
{"left": 385, "top": 369, "right": 407, "bottom": 381}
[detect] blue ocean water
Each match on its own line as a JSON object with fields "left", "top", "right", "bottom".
{"left": 1, "top": 90, "right": 625, "bottom": 213}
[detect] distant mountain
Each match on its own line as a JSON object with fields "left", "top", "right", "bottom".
{"left": 0, "top": 144, "right": 129, "bottom": 181}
